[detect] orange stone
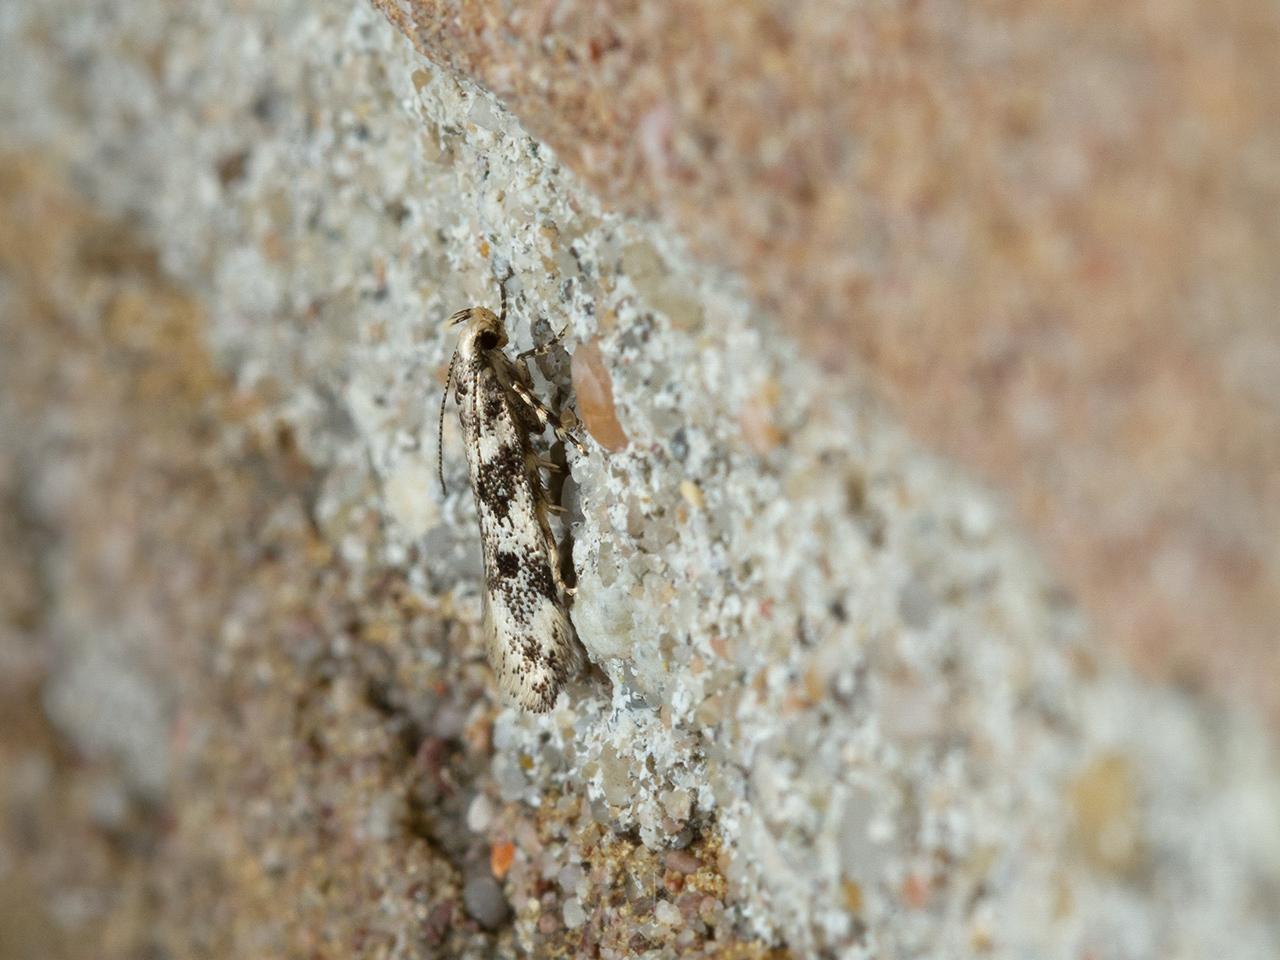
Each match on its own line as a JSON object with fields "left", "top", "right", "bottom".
{"left": 490, "top": 840, "right": 515, "bottom": 879}
{"left": 1069, "top": 753, "right": 1141, "bottom": 875}
{"left": 571, "top": 340, "right": 629, "bottom": 452}
{"left": 901, "top": 873, "right": 929, "bottom": 909}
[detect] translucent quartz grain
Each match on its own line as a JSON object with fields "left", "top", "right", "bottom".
{"left": 571, "top": 340, "right": 628, "bottom": 452}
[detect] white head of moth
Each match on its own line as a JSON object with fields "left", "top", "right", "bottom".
{"left": 438, "top": 291, "right": 585, "bottom": 712}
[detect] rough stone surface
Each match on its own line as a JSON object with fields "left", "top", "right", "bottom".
{"left": 373, "top": 0, "right": 1280, "bottom": 722}
{"left": 1, "top": 3, "right": 1278, "bottom": 960}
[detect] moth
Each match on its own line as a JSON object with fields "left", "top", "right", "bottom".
{"left": 438, "top": 288, "right": 585, "bottom": 712}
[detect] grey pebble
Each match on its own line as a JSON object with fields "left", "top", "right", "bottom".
{"left": 463, "top": 875, "right": 511, "bottom": 930}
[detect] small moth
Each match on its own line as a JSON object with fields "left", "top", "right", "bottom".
{"left": 438, "top": 287, "right": 584, "bottom": 712}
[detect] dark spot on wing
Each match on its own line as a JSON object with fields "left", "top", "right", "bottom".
{"left": 526, "top": 560, "right": 559, "bottom": 602}
{"left": 493, "top": 550, "right": 520, "bottom": 580}
{"left": 476, "top": 443, "right": 524, "bottom": 518}
{"left": 484, "top": 393, "right": 504, "bottom": 421}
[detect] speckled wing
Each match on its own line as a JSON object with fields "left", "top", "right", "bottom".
{"left": 461, "top": 358, "right": 580, "bottom": 712}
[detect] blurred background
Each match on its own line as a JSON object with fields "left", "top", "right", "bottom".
{"left": 376, "top": 0, "right": 1280, "bottom": 720}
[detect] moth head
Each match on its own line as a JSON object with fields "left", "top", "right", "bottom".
{"left": 452, "top": 307, "right": 507, "bottom": 352}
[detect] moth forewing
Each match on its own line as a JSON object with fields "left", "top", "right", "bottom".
{"left": 444, "top": 305, "right": 582, "bottom": 712}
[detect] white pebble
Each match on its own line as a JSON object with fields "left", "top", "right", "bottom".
{"left": 563, "top": 896, "right": 587, "bottom": 929}
{"left": 655, "top": 900, "right": 682, "bottom": 926}
{"left": 466, "top": 793, "right": 495, "bottom": 832}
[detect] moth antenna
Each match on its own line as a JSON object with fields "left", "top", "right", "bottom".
{"left": 496, "top": 263, "right": 515, "bottom": 325}
{"left": 437, "top": 347, "right": 461, "bottom": 496}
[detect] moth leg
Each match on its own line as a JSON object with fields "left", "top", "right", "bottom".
{"left": 512, "top": 327, "right": 568, "bottom": 391}
{"left": 516, "top": 324, "right": 570, "bottom": 363}
{"left": 509, "top": 379, "right": 587, "bottom": 455}
{"left": 547, "top": 381, "right": 588, "bottom": 457}
{"left": 547, "top": 440, "right": 578, "bottom": 596}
